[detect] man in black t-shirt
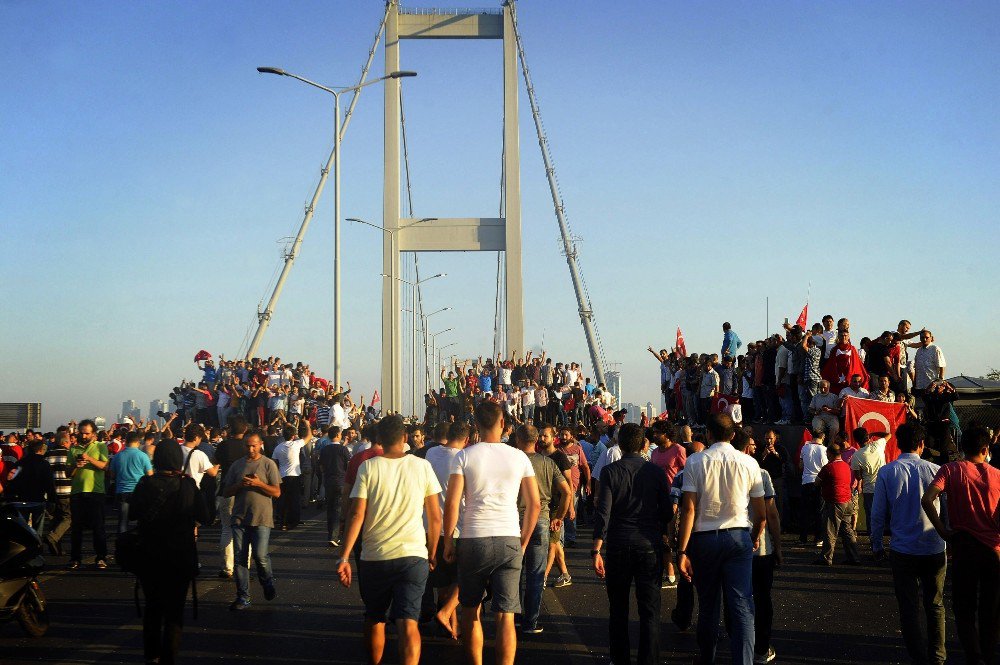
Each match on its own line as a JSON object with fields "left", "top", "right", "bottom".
{"left": 863, "top": 331, "right": 894, "bottom": 390}
{"left": 214, "top": 416, "right": 250, "bottom": 578}
{"left": 540, "top": 426, "right": 574, "bottom": 587}
{"left": 317, "top": 426, "right": 351, "bottom": 546}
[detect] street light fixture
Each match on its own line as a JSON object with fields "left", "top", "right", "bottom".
{"left": 381, "top": 272, "right": 446, "bottom": 415}
{"left": 257, "top": 67, "right": 417, "bottom": 389}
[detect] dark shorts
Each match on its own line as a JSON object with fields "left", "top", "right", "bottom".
{"left": 457, "top": 536, "right": 522, "bottom": 614}
{"left": 429, "top": 537, "right": 458, "bottom": 588}
{"left": 358, "top": 556, "right": 428, "bottom": 623}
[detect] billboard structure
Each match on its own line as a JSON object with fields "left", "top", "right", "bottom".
{"left": 0, "top": 403, "right": 42, "bottom": 431}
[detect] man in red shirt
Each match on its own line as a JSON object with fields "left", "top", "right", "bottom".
{"left": 813, "top": 441, "right": 861, "bottom": 566}
{"left": 922, "top": 426, "right": 1000, "bottom": 665}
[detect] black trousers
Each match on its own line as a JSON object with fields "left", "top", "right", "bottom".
{"left": 674, "top": 574, "right": 696, "bottom": 629}
{"left": 70, "top": 492, "right": 107, "bottom": 562}
{"left": 951, "top": 532, "right": 1000, "bottom": 665}
{"left": 139, "top": 573, "right": 190, "bottom": 665}
{"left": 605, "top": 546, "right": 662, "bottom": 665}
{"left": 752, "top": 554, "right": 777, "bottom": 657}
{"left": 888, "top": 550, "right": 946, "bottom": 665}
{"left": 798, "top": 483, "right": 824, "bottom": 543}
{"left": 324, "top": 481, "right": 343, "bottom": 540}
{"left": 279, "top": 476, "right": 302, "bottom": 529}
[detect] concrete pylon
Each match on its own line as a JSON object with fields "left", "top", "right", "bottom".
{"left": 382, "top": 3, "right": 523, "bottom": 414}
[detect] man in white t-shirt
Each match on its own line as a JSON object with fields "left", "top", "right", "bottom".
{"left": 272, "top": 425, "right": 305, "bottom": 530}
{"left": 424, "top": 421, "right": 470, "bottom": 639}
{"left": 337, "top": 415, "right": 441, "bottom": 665}
{"left": 181, "top": 424, "right": 219, "bottom": 490}
{"left": 677, "top": 414, "right": 765, "bottom": 665}
{"left": 443, "top": 401, "right": 540, "bottom": 665}
{"left": 798, "top": 430, "right": 829, "bottom": 547}
{"left": 849, "top": 428, "right": 886, "bottom": 534}
{"left": 912, "top": 331, "right": 946, "bottom": 392}
{"left": 838, "top": 374, "right": 870, "bottom": 406}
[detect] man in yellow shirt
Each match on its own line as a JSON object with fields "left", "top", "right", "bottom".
{"left": 67, "top": 419, "right": 110, "bottom": 570}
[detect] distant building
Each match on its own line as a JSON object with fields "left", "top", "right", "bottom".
{"left": 622, "top": 402, "right": 643, "bottom": 424}
{"left": 605, "top": 371, "right": 622, "bottom": 409}
{"left": 148, "top": 400, "right": 168, "bottom": 426}
{"left": 120, "top": 400, "right": 141, "bottom": 424}
{"left": 645, "top": 402, "right": 658, "bottom": 421}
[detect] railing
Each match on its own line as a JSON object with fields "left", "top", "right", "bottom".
{"left": 399, "top": 6, "right": 503, "bottom": 16}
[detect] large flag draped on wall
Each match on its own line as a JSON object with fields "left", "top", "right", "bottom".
{"left": 843, "top": 396, "right": 907, "bottom": 462}
{"left": 676, "top": 327, "right": 687, "bottom": 357}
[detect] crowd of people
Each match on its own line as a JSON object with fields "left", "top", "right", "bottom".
{"left": 1, "top": 326, "right": 998, "bottom": 665}
{"left": 648, "top": 317, "right": 959, "bottom": 447}
{"left": 425, "top": 351, "right": 617, "bottom": 428}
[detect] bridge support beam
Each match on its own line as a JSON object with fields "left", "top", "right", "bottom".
{"left": 381, "top": 2, "right": 523, "bottom": 414}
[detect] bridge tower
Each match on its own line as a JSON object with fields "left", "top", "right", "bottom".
{"left": 381, "top": 2, "right": 523, "bottom": 413}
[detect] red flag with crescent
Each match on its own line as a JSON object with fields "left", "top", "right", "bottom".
{"left": 843, "top": 397, "right": 907, "bottom": 462}
{"left": 676, "top": 327, "right": 687, "bottom": 357}
{"left": 194, "top": 349, "right": 212, "bottom": 362}
{"left": 795, "top": 304, "right": 808, "bottom": 329}
{"left": 371, "top": 390, "right": 381, "bottom": 407}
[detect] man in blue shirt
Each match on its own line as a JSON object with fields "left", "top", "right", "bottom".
{"left": 722, "top": 322, "right": 742, "bottom": 359}
{"left": 870, "top": 422, "right": 946, "bottom": 665}
{"left": 108, "top": 432, "right": 153, "bottom": 533}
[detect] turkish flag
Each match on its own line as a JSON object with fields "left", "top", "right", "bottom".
{"left": 821, "top": 343, "right": 869, "bottom": 394}
{"left": 795, "top": 304, "right": 808, "bottom": 330}
{"left": 711, "top": 394, "right": 739, "bottom": 414}
{"left": 676, "top": 327, "right": 688, "bottom": 357}
{"left": 843, "top": 396, "right": 907, "bottom": 462}
{"left": 371, "top": 390, "right": 381, "bottom": 406}
{"left": 194, "top": 349, "right": 212, "bottom": 362}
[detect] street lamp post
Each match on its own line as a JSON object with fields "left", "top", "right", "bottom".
{"left": 382, "top": 272, "right": 446, "bottom": 416}
{"left": 437, "top": 342, "right": 458, "bottom": 379}
{"left": 257, "top": 67, "right": 416, "bottom": 389}
{"left": 420, "top": 307, "right": 451, "bottom": 396}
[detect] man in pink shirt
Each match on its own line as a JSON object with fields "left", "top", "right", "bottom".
{"left": 649, "top": 421, "right": 686, "bottom": 485}
{"left": 649, "top": 421, "right": 685, "bottom": 588}
{"left": 922, "top": 426, "right": 1000, "bottom": 665}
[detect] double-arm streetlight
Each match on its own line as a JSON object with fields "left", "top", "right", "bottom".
{"left": 257, "top": 67, "right": 416, "bottom": 388}
{"left": 382, "top": 272, "right": 446, "bottom": 416}
{"left": 437, "top": 342, "right": 459, "bottom": 378}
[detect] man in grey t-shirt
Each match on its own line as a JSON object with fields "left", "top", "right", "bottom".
{"left": 223, "top": 431, "right": 281, "bottom": 610}
{"left": 515, "top": 424, "right": 569, "bottom": 634}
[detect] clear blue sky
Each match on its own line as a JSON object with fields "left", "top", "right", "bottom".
{"left": 2, "top": 1, "right": 998, "bottom": 429}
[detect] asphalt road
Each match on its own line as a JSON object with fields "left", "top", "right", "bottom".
{"left": 0, "top": 506, "right": 977, "bottom": 664}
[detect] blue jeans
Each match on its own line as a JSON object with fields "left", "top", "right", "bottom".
{"left": 117, "top": 492, "right": 133, "bottom": 534}
{"left": 778, "top": 384, "right": 794, "bottom": 422}
{"left": 688, "top": 529, "right": 755, "bottom": 665}
{"left": 232, "top": 522, "right": 273, "bottom": 601}
{"left": 519, "top": 521, "right": 549, "bottom": 629}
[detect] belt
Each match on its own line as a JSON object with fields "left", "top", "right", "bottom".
{"left": 691, "top": 527, "right": 750, "bottom": 536}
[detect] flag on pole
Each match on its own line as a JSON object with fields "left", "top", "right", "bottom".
{"left": 676, "top": 327, "right": 688, "bottom": 357}
{"left": 843, "top": 396, "right": 907, "bottom": 462}
{"left": 371, "top": 390, "right": 381, "bottom": 407}
{"left": 795, "top": 304, "right": 809, "bottom": 330}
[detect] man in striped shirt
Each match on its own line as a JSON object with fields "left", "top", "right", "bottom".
{"left": 44, "top": 430, "right": 74, "bottom": 555}
{"left": 315, "top": 399, "right": 333, "bottom": 429}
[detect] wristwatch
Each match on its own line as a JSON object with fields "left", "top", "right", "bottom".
{"left": 590, "top": 549, "right": 601, "bottom": 558}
